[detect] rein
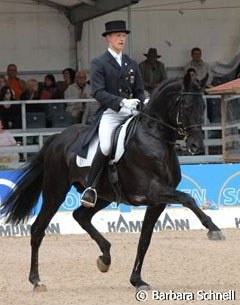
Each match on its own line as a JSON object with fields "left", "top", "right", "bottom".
{"left": 139, "top": 91, "right": 203, "bottom": 137}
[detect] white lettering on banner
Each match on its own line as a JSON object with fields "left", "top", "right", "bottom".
{"left": 180, "top": 174, "right": 207, "bottom": 206}
{"left": 218, "top": 172, "right": 240, "bottom": 206}
{"left": 222, "top": 188, "right": 240, "bottom": 206}
{"left": 1, "top": 207, "right": 240, "bottom": 236}
{"left": 181, "top": 188, "right": 206, "bottom": 205}
{"left": 107, "top": 213, "right": 190, "bottom": 233}
{"left": 0, "top": 223, "right": 60, "bottom": 237}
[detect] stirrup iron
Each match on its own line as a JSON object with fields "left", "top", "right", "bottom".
{"left": 81, "top": 187, "right": 97, "bottom": 208}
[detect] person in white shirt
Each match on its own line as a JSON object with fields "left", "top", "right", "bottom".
{"left": 65, "top": 70, "right": 92, "bottom": 123}
{"left": 0, "top": 117, "right": 19, "bottom": 163}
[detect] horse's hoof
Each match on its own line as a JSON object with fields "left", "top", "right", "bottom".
{"left": 207, "top": 230, "right": 225, "bottom": 240}
{"left": 33, "top": 283, "right": 47, "bottom": 292}
{"left": 97, "top": 256, "right": 110, "bottom": 273}
{"left": 136, "top": 285, "right": 152, "bottom": 292}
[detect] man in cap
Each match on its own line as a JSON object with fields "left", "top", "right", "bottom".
{"left": 139, "top": 48, "right": 167, "bottom": 95}
{"left": 80, "top": 20, "right": 145, "bottom": 208}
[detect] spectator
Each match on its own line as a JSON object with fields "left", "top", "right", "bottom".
{"left": 184, "top": 47, "right": 213, "bottom": 86}
{"left": 40, "top": 74, "right": 58, "bottom": 100}
{"left": 0, "top": 116, "right": 19, "bottom": 163}
{"left": 21, "top": 79, "right": 39, "bottom": 101}
{"left": 0, "top": 75, "right": 6, "bottom": 90}
{"left": 139, "top": 48, "right": 167, "bottom": 95}
{"left": 65, "top": 69, "right": 92, "bottom": 123}
{"left": 20, "top": 79, "right": 44, "bottom": 112}
{"left": 0, "top": 86, "right": 21, "bottom": 129}
{"left": 40, "top": 74, "right": 66, "bottom": 127}
{"left": 57, "top": 68, "right": 76, "bottom": 98}
{"left": 185, "top": 48, "right": 218, "bottom": 124}
{"left": 6, "top": 64, "right": 25, "bottom": 100}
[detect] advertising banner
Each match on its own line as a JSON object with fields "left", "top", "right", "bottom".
{"left": 0, "top": 207, "right": 240, "bottom": 236}
{"left": 1, "top": 163, "right": 240, "bottom": 214}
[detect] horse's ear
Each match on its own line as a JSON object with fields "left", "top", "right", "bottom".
{"left": 183, "top": 71, "right": 191, "bottom": 91}
{"left": 199, "top": 73, "right": 209, "bottom": 89}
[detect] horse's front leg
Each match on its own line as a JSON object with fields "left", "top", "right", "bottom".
{"left": 73, "top": 199, "right": 111, "bottom": 272}
{"left": 154, "top": 188, "right": 225, "bottom": 240}
{"left": 175, "top": 190, "right": 225, "bottom": 240}
{"left": 130, "top": 204, "right": 166, "bottom": 291}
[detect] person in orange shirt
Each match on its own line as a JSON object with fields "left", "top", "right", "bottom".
{"left": 6, "top": 64, "right": 26, "bottom": 100}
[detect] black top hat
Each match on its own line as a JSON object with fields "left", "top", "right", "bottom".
{"left": 102, "top": 20, "right": 130, "bottom": 37}
{"left": 144, "top": 48, "right": 161, "bottom": 58}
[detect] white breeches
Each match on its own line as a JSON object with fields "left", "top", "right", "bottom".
{"left": 99, "top": 107, "right": 138, "bottom": 156}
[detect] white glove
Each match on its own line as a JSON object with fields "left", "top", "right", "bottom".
{"left": 121, "top": 98, "right": 140, "bottom": 110}
{"left": 144, "top": 98, "right": 150, "bottom": 105}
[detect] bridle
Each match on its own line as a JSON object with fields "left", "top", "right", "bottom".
{"left": 175, "top": 92, "right": 203, "bottom": 136}
{"left": 139, "top": 91, "right": 203, "bottom": 137}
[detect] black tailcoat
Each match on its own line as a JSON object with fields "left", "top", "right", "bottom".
{"left": 78, "top": 50, "right": 145, "bottom": 157}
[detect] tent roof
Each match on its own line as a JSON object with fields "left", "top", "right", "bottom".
{"left": 206, "top": 78, "right": 240, "bottom": 95}
{"left": 32, "top": 0, "right": 140, "bottom": 24}
{"left": 45, "top": 0, "right": 94, "bottom": 7}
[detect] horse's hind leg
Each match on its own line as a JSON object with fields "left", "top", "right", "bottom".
{"left": 73, "top": 198, "right": 111, "bottom": 272}
{"left": 130, "top": 204, "right": 166, "bottom": 291}
{"left": 29, "top": 187, "right": 70, "bottom": 291}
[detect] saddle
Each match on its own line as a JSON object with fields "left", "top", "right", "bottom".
{"left": 76, "top": 115, "right": 138, "bottom": 167}
{"left": 76, "top": 114, "right": 139, "bottom": 202}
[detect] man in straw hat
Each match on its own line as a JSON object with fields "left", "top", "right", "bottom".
{"left": 79, "top": 20, "right": 145, "bottom": 208}
{"left": 139, "top": 48, "right": 167, "bottom": 95}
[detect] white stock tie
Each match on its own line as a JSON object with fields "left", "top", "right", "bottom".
{"left": 115, "top": 55, "right": 121, "bottom": 66}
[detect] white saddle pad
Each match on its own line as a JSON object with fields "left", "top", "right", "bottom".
{"left": 76, "top": 116, "right": 135, "bottom": 167}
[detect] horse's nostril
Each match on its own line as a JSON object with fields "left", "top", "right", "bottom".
{"left": 188, "top": 144, "right": 197, "bottom": 155}
{"left": 188, "top": 143, "right": 205, "bottom": 155}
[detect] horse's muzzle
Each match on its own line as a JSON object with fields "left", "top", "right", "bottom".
{"left": 185, "top": 131, "right": 205, "bottom": 155}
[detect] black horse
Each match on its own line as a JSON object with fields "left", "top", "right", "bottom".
{"left": 1, "top": 77, "right": 225, "bottom": 292}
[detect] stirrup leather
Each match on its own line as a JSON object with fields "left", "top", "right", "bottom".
{"left": 80, "top": 187, "right": 97, "bottom": 208}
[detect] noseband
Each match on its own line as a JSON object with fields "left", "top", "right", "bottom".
{"left": 140, "top": 91, "right": 203, "bottom": 137}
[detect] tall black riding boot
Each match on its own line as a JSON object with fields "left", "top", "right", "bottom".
{"left": 80, "top": 148, "right": 108, "bottom": 208}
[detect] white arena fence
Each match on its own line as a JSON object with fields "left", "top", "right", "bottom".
{"left": 0, "top": 95, "right": 224, "bottom": 165}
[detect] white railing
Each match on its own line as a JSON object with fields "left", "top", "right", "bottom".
{"left": 0, "top": 96, "right": 224, "bottom": 165}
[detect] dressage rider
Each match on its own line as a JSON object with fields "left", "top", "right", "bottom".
{"left": 80, "top": 20, "right": 145, "bottom": 208}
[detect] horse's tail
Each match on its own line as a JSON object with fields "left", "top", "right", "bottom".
{"left": 1, "top": 134, "right": 58, "bottom": 225}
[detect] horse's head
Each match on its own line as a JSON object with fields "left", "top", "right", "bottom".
{"left": 178, "top": 75, "right": 206, "bottom": 155}
{"left": 143, "top": 76, "right": 206, "bottom": 155}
